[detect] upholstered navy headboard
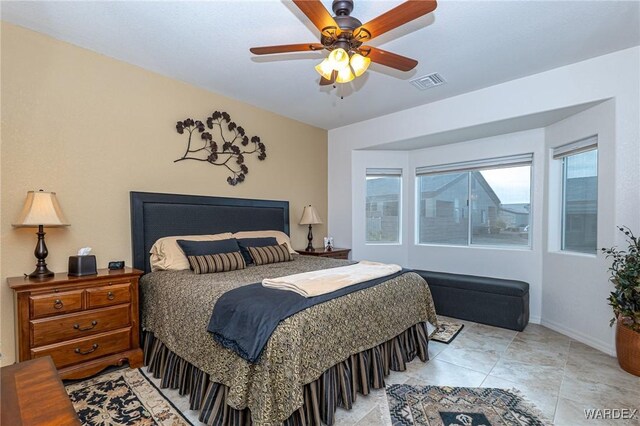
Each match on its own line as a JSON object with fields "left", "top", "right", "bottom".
{"left": 130, "top": 191, "right": 290, "bottom": 273}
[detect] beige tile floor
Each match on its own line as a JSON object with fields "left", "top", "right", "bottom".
{"left": 147, "top": 316, "right": 640, "bottom": 425}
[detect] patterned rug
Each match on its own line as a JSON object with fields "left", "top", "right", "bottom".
{"left": 65, "top": 368, "right": 192, "bottom": 425}
{"left": 386, "top": 385, "right": 551, "bottom": 426}
{"left": 431, "top": 320, "right": 464, "bottom": 344}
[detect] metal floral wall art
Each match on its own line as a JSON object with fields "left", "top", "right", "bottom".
{"left": 175, "top": 111, "right": 266, "bottom": 186}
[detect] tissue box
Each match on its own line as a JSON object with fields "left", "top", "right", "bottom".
{"left": 68, "top": 255, "right": 97, "bottom": 276}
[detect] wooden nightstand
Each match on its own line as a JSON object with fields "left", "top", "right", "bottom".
{"left": 8, "top": 267, "right": 143, "bottom": 380}
{"left": 296, "top": 248, "right": 351, "bottom": 260}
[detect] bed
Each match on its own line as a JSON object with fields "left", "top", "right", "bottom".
{"left": 130, "top": 191, "right": 438, "bottom": 426}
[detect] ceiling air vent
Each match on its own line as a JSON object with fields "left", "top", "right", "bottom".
{"left": 410, "top": 73, "right": 446, "bottom": 90}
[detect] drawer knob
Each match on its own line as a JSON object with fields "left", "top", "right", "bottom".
{"left": 73, "top": 320, "right": 98, "bottom": 331}
{"left": 53, "top": 299, "right": 64, "bottom": 309}
{"left": 107, "top": 291, "right": 115, "bottom": 300}
{"left": 74, "top": 343, "right": 98, "bottom": 355}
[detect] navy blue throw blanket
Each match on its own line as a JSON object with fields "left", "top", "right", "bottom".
{"left": 207, "top": 269, "right": 408, "bottom": 363}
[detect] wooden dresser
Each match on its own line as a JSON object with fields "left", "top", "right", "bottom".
{"left": 296, "top": 247, "right": 351, "bottom": 260}
{"left": 8, "top": 267, "right": 143, "bottom": 380}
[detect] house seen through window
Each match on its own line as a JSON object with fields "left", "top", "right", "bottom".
{"left": 558, "top": 141, "right": 598, "bottom": 253}
{"left": 366, "top": 169, "right": 401, "bottom": 243}
{"left": 416, "top": 155, "right": 532, "bottom": 247}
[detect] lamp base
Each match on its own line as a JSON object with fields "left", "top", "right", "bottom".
{"left": 28, "top": 266, "right": 55, "bottom": 279}
{"left": 306, "top": 224, "right": 315, "bottom": 251}
{"left": 29, "top": 225, "right": 54, "bottom": 279}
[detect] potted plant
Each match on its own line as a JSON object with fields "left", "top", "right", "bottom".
{"left": 602, "top": 226, "right": 640, "bottom": 376}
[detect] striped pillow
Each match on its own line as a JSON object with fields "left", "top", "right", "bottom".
{"left": 248, "top": 243, "right": 293, "bottom": 266}
{"left": 187, "top": 251, "right": 246, "bottom": 274}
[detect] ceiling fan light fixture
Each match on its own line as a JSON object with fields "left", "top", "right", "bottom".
{"left": 335, "top": 65, "right": 355, "bottom": 83}
{"left": 250, "top": 0, "right": 435, "bottom": 87}
{"left": 349, "top": 53, "right": 371, "bottom": 77}
{"left": 315, "top": 58, "right": 334, "bottom": 80}
{"left": 327, "top": 48, "right": 349, "bottom": 70}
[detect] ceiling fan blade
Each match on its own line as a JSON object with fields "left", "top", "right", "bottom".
{"left": 355, "top": 0, "right": 437, "bottom": 41}
{"left": 319, "top": 70, "right": 337, "bottom": 86}
{"left": 293, "top": 0, "right": 340, "bottom": 35}
{"left": 360, "top": 46, "right": 418, "bottom": 71}
{"left": 250, "top": 43, "right": 325, "bottom": 55}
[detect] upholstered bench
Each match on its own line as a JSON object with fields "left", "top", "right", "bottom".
{"left": 415, "top": 270, "right": 530, "bottom": 331}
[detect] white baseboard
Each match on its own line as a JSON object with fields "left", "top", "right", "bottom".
{"left": 540, "top": 318, "right": 615, "bottom": 356}
{"left": 529, "top": 315, "right": 541, "bottom": 324}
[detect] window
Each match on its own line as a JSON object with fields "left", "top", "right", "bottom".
{"left": 417, "top": 155, "right": 532, "bottom": 247}
{"left": 555, "top": 137, "right": 598, "bottom": 253}
{"left": 366, "top": 169, "right": 401, "bottom": 243}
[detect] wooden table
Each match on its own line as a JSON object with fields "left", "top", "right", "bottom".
{"left": 1, "top": 357, "right": 80, "bottom": 426}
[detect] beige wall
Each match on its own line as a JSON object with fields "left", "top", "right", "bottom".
{"left": 0, "top": 23, "right": 328, "bottom": 365}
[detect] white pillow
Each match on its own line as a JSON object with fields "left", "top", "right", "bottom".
{"left": 150, "top": 233, "right": 234, "bottom": 271}
{"left": 232, "top": 230, "right": 296, "bottom": 254}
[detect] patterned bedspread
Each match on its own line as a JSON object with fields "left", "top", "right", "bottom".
{"left": 140, "top": 255, "right": 438, "bottom": 425}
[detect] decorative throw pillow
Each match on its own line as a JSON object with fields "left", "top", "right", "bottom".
{"left": 237, "top": 237, "right": 278, "bottom": 265}
{"left": 187, "top": 251, "right": 246, "bottom": 274}
{"left": 149, "top": 232, "right": 234, "bottom": 271}
{"left": 232, "top": 231, "right": 296, "bottom": 254}
{"left": 248, "top": 243, "right": 293, "bottom": 266}
{"left": 177, "top": 238, "right": 240, "bottom": 256}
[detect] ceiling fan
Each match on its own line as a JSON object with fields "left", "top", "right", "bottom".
{"left": 250, "top": 0, "right": 437, "bottom": 86}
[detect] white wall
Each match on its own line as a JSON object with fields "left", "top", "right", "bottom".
{"left": 542, "top": 100, "right": 617, "bottom": 354}
{"left": 328, "top": 47, "right": 640, "bottom": 354}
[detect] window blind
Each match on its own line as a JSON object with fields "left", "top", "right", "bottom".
{"left": 552, "top": 135, "right": 597, "bottom": 159}
{"left": 415, "top": 153, "right": 533, "bottom": 176}
{"left": 366, "top": 168, "right": 403, "bottom": 176}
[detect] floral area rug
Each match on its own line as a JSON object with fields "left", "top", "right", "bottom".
{"left": 386, "top": 385, "right": 551, "bottom": 426}
{"left": 431, "top": 320, "right": 464, "bottom": 344}
{"left": 65, "top": 368, "right": 192, "bottom": 425}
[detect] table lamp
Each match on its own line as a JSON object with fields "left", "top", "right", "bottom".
{"left": 13, "top": 190, "right": 70, "bottom": 278}
{"left": 299, "top": 205, "right": 322, "bottom": 252}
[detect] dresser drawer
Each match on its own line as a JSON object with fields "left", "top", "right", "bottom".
{"left": 31, "top": 305, "right": 131, "bottom": 347}
{"left": 31, "top": 328, "right": 131, "bottom": 368}
{"left": 86, "top": 282, "right": 131, "bottom": 309}
{"left": 30, "top": 290, "right": 84, "bottom": 319}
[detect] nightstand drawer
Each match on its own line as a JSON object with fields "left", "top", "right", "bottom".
{"left": 32, "top": 328, "right": 131, "bottom": 368}
{"left": 31, "top": 305, "right": 131, "bottom": 347}
{"left": 86, "top": 282, "right": 130, "bottom": 308}
{"left": 296, "top": 248, "right": 351, "bottom": 259}
{"left": 30, "top": 290, "right": 84, "bottom": 319}
{"left": 323, "top": 252, "right": 349, "bottom": 259}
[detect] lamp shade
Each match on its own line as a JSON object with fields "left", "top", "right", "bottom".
{"left": 336, "top": 66, "right": 355, "bottom": 83}
{"left": 327, "top": 48, "right": 349, "bottom": 71}
{"left": 13, "top": 191, "right": 69, "bottom": 227}
{"left": 350, "top": 53, "right": 371, "bottom": 77}
{"left": 299, "top": 205, "right": 322, "bottom": 225}
{"left": 315, "top": 58, "right": 334, "bottom": 80}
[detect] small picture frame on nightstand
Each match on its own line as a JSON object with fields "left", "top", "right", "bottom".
{"left": 323, "top": 236, "right": 334, "bottom": 251}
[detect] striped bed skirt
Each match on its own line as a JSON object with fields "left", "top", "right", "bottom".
{"left": 143, "top": 322, "right": 430, "bottom": 426}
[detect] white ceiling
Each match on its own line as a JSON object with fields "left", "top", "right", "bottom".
{"left": 2, "top": 1, "right": 639, "bottom": 130}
